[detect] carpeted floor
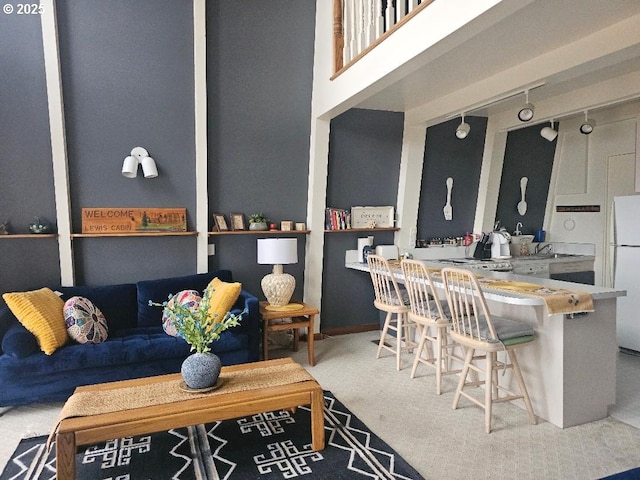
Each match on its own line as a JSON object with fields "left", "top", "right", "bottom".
{"left": 1, "top": 391, "right": 423, "bottom": 480}
{"left": 3, "top": 331, "right": 640, "bottom": 479}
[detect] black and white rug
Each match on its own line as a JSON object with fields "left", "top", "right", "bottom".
{"left": 1, "top": 391, "right": 423, "bottom": 479}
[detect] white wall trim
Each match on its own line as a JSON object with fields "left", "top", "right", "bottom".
{"left": 41, "top": 0, "right": 74, "bottom": 286}
{"left": 194, "top": 0, "right": 209, "bottom": 273}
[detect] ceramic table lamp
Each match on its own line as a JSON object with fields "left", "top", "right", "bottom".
{"left": 257, "top": 238, "right": 298, "bottom": 307}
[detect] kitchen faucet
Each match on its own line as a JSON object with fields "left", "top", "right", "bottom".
{"left": 535, "top": 243, "right": 552, "bottom": 255}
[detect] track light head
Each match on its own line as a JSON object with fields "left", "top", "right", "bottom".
{"left": 517, "top": 90, "right": 535, "bottom": 122}
{"left": 518, "top": 103, "right": 535, "bottom": 122}
{"left": 580, "top": 111, "right": 595, "bottom": 135}
{"left": 456, "top": 114, "right": 470, "bottom": 139}
{"left": 540, "top": 120, "right": 558, "bottom": 142}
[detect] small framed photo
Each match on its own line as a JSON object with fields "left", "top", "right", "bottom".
{"left": 281, "top": 220, "right": 293, "bottom": 231}
{"left": 230, "top": 213, "right": 246, "bottom": 231}
{"left": 295, "top": 222, "right": 306, "bottom": 231}
{"left": 213, "top": 213, "right": 229, "bottom": 232}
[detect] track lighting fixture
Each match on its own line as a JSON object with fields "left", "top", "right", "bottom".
{"left": 540, "top": 120, "right": 558, "bottom": 142}
{"left": 455, "top": 114, "right": 470, "bottom": 139}
{"left": 580, "top": 111, "right": 595, "bottom": 135}
{"left": 518, "top": 90, "right": 535, "bottom": 122}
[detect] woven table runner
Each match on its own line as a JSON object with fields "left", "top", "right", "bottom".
{"left": 48, "top": 362, "right": 314, "bottom": 449}
{"left": 473, "top": 276, "right": 594, "bottom": 316}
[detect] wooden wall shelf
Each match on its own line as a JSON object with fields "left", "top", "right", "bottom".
{"left": 0, "top": 234, "right": 58, "bottom": 239}
{"left": 324, "top": 227, "right": 399, "bottom": 233}
{"left": 71, "top": 232, "right": 197, "bottom": 238}
{"left": 209, "top": 230, "right": 310, "bottom": 236}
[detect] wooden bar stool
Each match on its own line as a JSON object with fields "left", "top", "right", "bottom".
{"left": 260, "top": 301, "right": 318, "bottom": 366}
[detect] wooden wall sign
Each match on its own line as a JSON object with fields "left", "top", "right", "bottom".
{"left": 351, "top": 206, "right": 395, "bottom": 228}
{"left": 81, "top": 208, "right": 187, "bottom": 233}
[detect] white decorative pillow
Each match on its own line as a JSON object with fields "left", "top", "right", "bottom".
{"left": 64, "top": 296, "right": 109, "bottom": 344}
{"left": 162, "top": 290, "right": 201, "bottom": 337}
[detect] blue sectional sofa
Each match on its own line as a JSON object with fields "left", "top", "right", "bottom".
{"left": 0, "top": 270, "right": 260, "bottom": 406}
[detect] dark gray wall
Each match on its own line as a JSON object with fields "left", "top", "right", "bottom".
{"left": 0, "top": 10, "right": 60, "bottom": 293}
{"left": 56, "top": 0, "right": 197, "bottom": 284}
{"left": 495, "top": 123, "right": 557, "bottom": 235}
{"left": 417, "top": 116, "right": 487, "bottom": 242}
{"left": 322, "top": 109, "right": 404, "bottom": 331}
{"left": 206, "top": 1, "right": 316, "bottom": 298}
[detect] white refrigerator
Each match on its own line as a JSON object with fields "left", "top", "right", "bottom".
{"left": 613, "top": 195, "right": 640, "bottom": 353}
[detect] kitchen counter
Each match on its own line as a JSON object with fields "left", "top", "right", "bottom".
{"left": 346, "top": 260, "right": 614, "bottom": 302}
{"left": 347, "top": 259, "right": 625, "bottom": 428}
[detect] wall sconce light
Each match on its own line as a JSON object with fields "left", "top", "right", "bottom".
{"left": 540, "top": 120, "right": 558, "bottom": 142}
{"left": 580, "top": 111, "right": 595, "bottom": 135}
{"left": 455, "top": 114, "right": 470, "bottom": 139}
{"left": 517, "top": 89, "right": 535, "bottom": 122}
{"left": 257, "top": 238, "right": 298, "bottom": 308}
{"left": 121, "top": 147, "right": 158, "bottom": 178}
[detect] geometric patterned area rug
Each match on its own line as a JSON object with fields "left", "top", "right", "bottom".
{"left": 0, "top": 391, "right": 424, "bottom": 479}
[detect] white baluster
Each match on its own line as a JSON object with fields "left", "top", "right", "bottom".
{"left": 408, "top": 0, "right": 419, "bottom": 12}
{"left": 396, "top": 0, "right": 406, "bottom": 24}
{"left": 385, "top": 0, "right": 395, "bottom": 31}
{"left": 342, "top": 0, "right": 351, "bottom": 63}
{"left": 374, "top": 0, "right": 383, "bottom": 38}
{"left": 357, "top": 0, "right": 365, "bottom": 54}
{"left": 349, "top": 0, "right": 357, "bottom": 59}
{"left": 365, "top": 0, "right": 375, "bottom": 48}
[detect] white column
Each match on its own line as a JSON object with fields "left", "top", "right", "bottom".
{"left": 41, "top": 0, "right": 74, "bottom": 286}
{"left": 303, "top": 117, "right": 330, "bottom": 332}
{"left": 475, "top": 117, "right": 507, "bottom": 234}
{"left": 193, "top": 0, "right": 209, "bottom": 273}
{"left": 395, "top": 122, "right": 426, "bottom": 251}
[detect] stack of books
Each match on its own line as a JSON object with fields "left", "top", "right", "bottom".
{"left": 325, "top": 208, "right": 350, "bottom": 230}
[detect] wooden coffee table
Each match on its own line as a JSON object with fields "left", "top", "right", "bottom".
{"left": 55, "top": 358, "right": 324, "bottom": 479}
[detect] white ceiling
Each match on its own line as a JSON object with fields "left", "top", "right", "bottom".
{"left": 354, "top": 0, "right": 640, "bottom": 123}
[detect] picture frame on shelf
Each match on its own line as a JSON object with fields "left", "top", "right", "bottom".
{"left": 213, "top": 213, "right": 229, "bottom": 232}
{"left": 281, "top": 221, "right": 293, "bottom": 231}
{"left": 295, "top": 222, "right": 306, "bottom": 231}
{"left": 230, "top": 213, "right": 246, "bottom": 231}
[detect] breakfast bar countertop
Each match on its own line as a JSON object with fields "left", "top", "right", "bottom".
{"left": 345, "top": 261, "right": 626, "bottom": 304}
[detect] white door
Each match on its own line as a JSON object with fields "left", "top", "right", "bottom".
{"left": 604, "top": 154, "right": 636, "bottom": 286}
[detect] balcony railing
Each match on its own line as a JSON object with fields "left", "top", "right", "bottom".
{"left": 333, "top": 0, "right": 436, "bottom": 76}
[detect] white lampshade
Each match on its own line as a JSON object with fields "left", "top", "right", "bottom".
{"left": 257, "top": 238, "right": 298, "bottom": 307}
{"left": 257, "top": 238, "right": 298, "bottom": 265}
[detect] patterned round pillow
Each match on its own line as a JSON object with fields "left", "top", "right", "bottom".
{"left": 162, "top": 289, "right": 201, "bottom": 338}
{"left": 64, "top": 296, "right": 109, "bottom": 344}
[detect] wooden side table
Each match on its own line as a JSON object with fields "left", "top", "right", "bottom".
{"left": 259, "top": 301, "right": 318, "bottom": 366}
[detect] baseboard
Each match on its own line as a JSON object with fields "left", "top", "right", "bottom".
{"left": 319, "top": 324, "right": 379, "bottom": 338}
{"left": 296, "top": 324, "right": 378, "bottom": 342}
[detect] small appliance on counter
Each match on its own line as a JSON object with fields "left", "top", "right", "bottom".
{"left": 358, "top": 236, "right": 374, "bottom": 263}
{"left": 375, "top": 245, "right": 399, "bottom": 260}
{"left": 490, "top": 230, "right": 511, "bottom": 259}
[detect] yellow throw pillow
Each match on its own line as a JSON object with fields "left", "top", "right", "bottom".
{"left": 2, "top": 288, "right": 67, "bottom": 355}
{"left": 204, "top": 277, "right": 242, "bottom": 323}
